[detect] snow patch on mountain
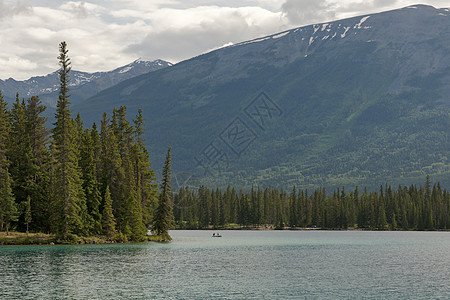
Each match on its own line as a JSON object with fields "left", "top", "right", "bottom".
{"left": 236, "top": 36, "right": 271, "bottom": 46}
{"left": 355, "top": 16, "right": 370, "bottom": 29}
{"left": 272, "top": 32, "right": 290, "bottom": 39}
{"left": 119, "top": 66, "right": 133, "bottom": 74}
{"left": 341, "top": 27, "right": 351, "bottom": 38}
{"left": 313, "top": 24, "right": 320, "bottom": 34}
{"left": 71, "top": 73, "right": 100, "bottom": 86}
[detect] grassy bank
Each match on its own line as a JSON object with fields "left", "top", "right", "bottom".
{"left": 0, "top": 232, "right": 56, "bottom": 245}
{"left": 0, "top": 231, "right": 165, "bottom": 245}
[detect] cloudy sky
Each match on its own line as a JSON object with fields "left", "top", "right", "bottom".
{"left": 1, "top": 0, "right": 448, "bottom": 80}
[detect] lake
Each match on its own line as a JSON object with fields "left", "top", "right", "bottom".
{"left": 1, "top": 230, "right": 449, "bottom": 299}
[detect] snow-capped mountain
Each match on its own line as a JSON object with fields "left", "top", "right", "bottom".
{"left": 0, "top": 59, "right": 172, "bottom": 107}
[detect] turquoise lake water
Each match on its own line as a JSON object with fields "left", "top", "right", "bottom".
{"left": 1, "top": 230, "right": 449, "bottom": 299}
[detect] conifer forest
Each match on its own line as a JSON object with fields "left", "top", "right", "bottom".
{"left": 0, "top": 42, "right": 162, "bottom": 242}
{"left": 173, "top": 179, "right": 449, "bottom": 230}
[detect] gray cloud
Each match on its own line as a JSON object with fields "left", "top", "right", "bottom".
{"left": 334, "top": 0, "right": 399, "bottom": 14}
{"left": 281, "top": 0, "right": 336, "bottom": 25}
{"left": 71, "top": 1, "right": 89, "bottom": 18}
{"left": 280, "top": 0, "right": 403, "bottom": 26}
{"left": 0, "top": 0, "right": 32, "bottom": 19}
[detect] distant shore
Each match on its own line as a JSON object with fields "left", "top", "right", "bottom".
{"left": 172, "top": 225, "right": 449, "bottom": 231}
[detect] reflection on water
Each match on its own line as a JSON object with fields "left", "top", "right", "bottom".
{"left": 1, "top": 231, "right": 449, "bottom": 299}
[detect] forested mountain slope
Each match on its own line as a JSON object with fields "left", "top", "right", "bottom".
{"left": 74, "top": 5, "right": 450, "bottom": 190}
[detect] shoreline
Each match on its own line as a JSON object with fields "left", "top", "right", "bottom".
{"left": 3, "top": 228, "right": 448, "bottom": 246}
{"left": 0, "top": 232, "right": 166, "bottom": 246}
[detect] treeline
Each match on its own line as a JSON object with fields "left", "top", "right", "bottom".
{"left": 0, "top": 42, "right": 159, "bottom": 241}
{"left": 174, "top": 178, "right": 449, "bottom": 230}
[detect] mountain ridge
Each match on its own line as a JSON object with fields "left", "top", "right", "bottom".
{"left": 71, "top": 5, "right": 449, "bottom": 190}
{"left": 0, "top": 59, "right": 172, "bottom": 107}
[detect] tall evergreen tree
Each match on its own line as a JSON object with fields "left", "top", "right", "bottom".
{"left": 0, "top": 91, "right": 16, "bottom": 234}
{"left": 101, "top": 111, "right": 128, "bottom": 234}
{"left": 79, "top": 127, "right": 102, "bottom": 234}
{"left": 100, "top": 112, "right": 121, "bottom": 200}
{"left": 197, "top": 185, "right": 211, "bottom": 227}
{"left": 90, "top": 123, "right": 102, "bottom": 183}
{"left": 133, "top": 109, "right": 158, "bottom": 228}
{"left": 102, "top": 185, "right": 116, "bottom": 240}
{"left": 0, "top": 169, "right": 18, "bottom": 235}
{"left": 152, "top": 147, "right": 174, "bottom": 241}
{"left": 8, "top": 95, "right": 33, "bottom": 231}
{"left": 50, "top": 41, "right": 87, "bottom": 238}
{"left": 0, "top": 91, "right": 10, "bottom": 173}
{"left": 25, "top": 96, "right": 50, "bottom": 232}
{"left": 25, "top": 195, "right": 32, "bottom": 235}
{"left": 123, "top": 155, "right": 147, "bottom": 241}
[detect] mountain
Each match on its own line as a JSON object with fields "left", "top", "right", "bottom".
{"left": 0, "top": 59, "right": 172, "bottom": 107}
{"left": 74, "top": 5, "right": 449, "bottom": 190}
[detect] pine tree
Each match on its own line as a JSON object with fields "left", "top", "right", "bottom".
{"left": 8, "top": 95, "right": 34, "bottom": 231}
{"left": 133, "top": 109, "right": 158, "bottom": 228}
{"left": 263, "top": 187, "right": 272, "bottom": 224}
{"left": 25, "top": 96, "right": 50, "bottom": 232}
{"left": 185, "top": 188, "right": 196, "bottom": 228}
{"left": 223, "top": 186, "right": 233, "bottom": 225}
{"left": 112, "top": 107, "right": 137, "bottom": 236}
{"left": 25, "top": 195, "right": 32, "bottom": 235}
{"left": 0, "top": 91, "right": 17, "bottom": 234}
{"left": 102, "top": 185, "right": 116, "bottom": 240}
{"left": 124, "top": 156, "right": 147, "bottom": 241}
{"left": 239, "top": 192, "right": 250, "bottom": 227}
{"left": 0, "top": 169, "right": 18, "bottom": 235}
{"left": 0, "top": 91, "right": 10, "bottom": 173}
{"left": 197, "top": 185, "right": 211, "bottom": 228}
{"left": 50, "top": 41, "right": 87, "bottom": 239}
{"left": 101, "top": 111, "right": 128, "bottom": 234}
{"left": 79, "top": 127, "right": 102, "bottom": 234}
{"left": 211, "top": 189, "right": 219, "bottom": 228}
{"left": 100, "top": 112, "right": 119, "bottom": 198}
{"left": 152, "top": 147, "right": 174, "bottom": 240}
{"left": 90, "top": 123, "right": 102, "bottom": 174}
{"left": 289, "top": 186, "right": 297, "bottom": 227}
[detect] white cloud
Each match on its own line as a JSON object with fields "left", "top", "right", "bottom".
{"left": 128, "top": 6, "right": 287, "bottom": 63}
{"left": 0, "top": 0, "right": 448, "bottom": 80}
{"left": 0, "top": 1, "right": 145, "bottom": 79}
{"left": 281, "top": 0, "right": 450, "bottom": 26}
{"left": 0, "top": 56, "right": 38, "bottom": 79}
